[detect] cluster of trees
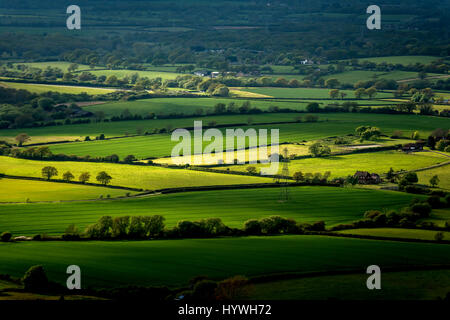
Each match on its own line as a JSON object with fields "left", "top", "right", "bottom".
{"left": 292, "top": 171, "right": 332, "bottom": 184}
{"left": 58, "top": 215, "right": 329, "bottom": 241}
{"left": 40, "top": 166, "right": 112, "bottom": 186}
{"left": 83, "top": 215, "right": 165, "bottom": 240}
{"left": 308, "top": 143, "right": 331, "bottom": 157}
{"left": 427, "top": 128, "right": 450, "bottom": 151}
{"left": 332, "top": 194, "right": 450, "bottom": 234}
{"left": 355, "top": 126, "right": 381, "bottom": 142}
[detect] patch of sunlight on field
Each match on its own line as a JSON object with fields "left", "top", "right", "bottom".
{"left": 0, "top": 178, "right": 131, "bottom": 202}
{"left": 0, "top": 156, "right": 272, "bottom": 190}
{"left": 0, "top": 82, "right": 117, "bottom": 94}
{"left": 215, "top": 150, "right": 449, "bottom": 177}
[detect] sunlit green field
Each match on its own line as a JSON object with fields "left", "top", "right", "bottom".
{"left": 1, "top": 113, "right": 447, "bottom": 146}
{"left": 217, "top": 150, "right": 448, "bottom": 178}
{"left": 0, "top": 81, "right": 117, "bottom": 94}
{"left": 240, "top": 87, "right": 394, "bottom": 99}
{"left": 44, "top": 114, "right": 450, "bottom": 159}
{"left": 88, "top": 69, "right": 182, "bottom": 80}
{"left": 337, "top": 228, "right": 450, "bottom": 241}
{"left": 0, "top": 186, "right": 425, "bottom": 235}
{"left": 0, "top": 156, "right": 271, "bottom": 190}
{"left": 415, "top": 164, "right": 450, "bottom": 190}
{"left": 0, "top": 178, "right": 130, "bottom": 202}
{"left": 1, "top": 236, "right": 449, "bottom": 289}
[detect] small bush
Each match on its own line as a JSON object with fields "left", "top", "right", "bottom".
{"left": 410, "top": 203, "right": 432, "bottom": 217}
{"left": 1, "top": 231, "right": 12, "bottom": 242}
{"left": 22, "top": 265, "right": 48, "bottom": 292}
{"left": 243, "top": 219, "right": 261, "bottom": 235}
{"left": 435, "top": 232, "right": 444, "bottom": 242}
{"left": 427, "top": 196, "right": 443, "bottom": 209}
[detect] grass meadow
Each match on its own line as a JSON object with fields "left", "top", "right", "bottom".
{"left": 216, "top": 150, "right": 449, "bottom": 178}
{"left": 0, "top": 156, "right": 272, "bottom": 190}
{"left": 1, "top": 113, "right": 447, "bottom": 146}
{"left": 415, "top": 164, "right": 450, "bottom": 190}
{"left": 0, "top": 178, "right": 130, "bottom": 202}
{"left": 0, "top": 186, "right": 426, "bottom": 235}
{"left": 44, "top": 114, "right": 450, "bottom": 159}
{"left": 0, "top": 81, "right": 117, "bottom": 95}
{"left": 245, "top": 269, "right": 450, "bottom": 300}
{"left": 336, "top": 228, "right": 450, "bottom": 241}
{"left": 0, "top": 236, "right": 448, "bottom": 288}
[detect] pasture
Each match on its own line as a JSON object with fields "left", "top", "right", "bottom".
{"left": 0, "top": 186, "right": 425, "bottom": 235}
{"left": 88, "top": 69, "right": 182, "bottom": 81}
{"left": 0, "top": 113, "right": 301, "bottom": 144}
{"left": 238, "top": 87, "right": 394, "bottom": 99}
{"left": 0, "top": 178, "right": 130, "bottom": 202}
{"left": 216, "top": 150, "right": 449, "bottom": 178}
{"left": 0, "top": 156, "right": 271, "bottom": 190}
{"left": 337, "top": 228, "right": 450, "bottom": 241}
{"left": 0, "top": 236, "right": 448, "bottom": 288}
{"left": 354, "top": 56, "right": 442, "bottom": 65}
{"left": 245, "top": 269, "right": 450, "bottom": 300}
{"left": 415, "top": 163, "right": 450, "bottom": 190}
{"left": 0, "top": 82, "right": 117, "bottom": 95}
{"left": 44, "top": 113, "right": 450, "bottom": 159}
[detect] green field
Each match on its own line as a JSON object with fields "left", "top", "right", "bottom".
{"left": 2, "top": 113, "right": 447, "bottom": 146}
{"left": 240, "top": 87, "right": 394, "bottom": 99}
{"left": 0, "top": 236, "right": 449, "bottom": 288}
{"left": 0, "top": 81, "right": 117, "bottom": 94}
{"left": 0, "top": 113, "right": 300, "bottom": 144}
{"left": 328, "top": 70, "right": 438, "bottom": 84}
{"left": 88, "top": 69, "right": 182, "bottom": 81}
{"left": 0, "top": 186, "right": 425, "bottom": 235}
{"left": 0, "top": 178, "right": 131, "bottom": 202}
{"left": 415, "top": 163, "right": 450, "bottom": 190}
{"left": 217, "top": 150, "right": 449, "bottom": 178}
{"left": 12, "top": 61, "right": 183, "bottom": 80}
{"left": 245, "top": 269, "right": 450, "bottom": 300}
{"left": 337, "top": 228, "right": 450, "bottom": 241}
{"left": 13, "top": 61, "right": 94, "bottom": 72}
{"left": 355, "top": 56, "right": 442, "bottom": 65}
{"left": 84, "top": 96, "right": 393, "bottom": 117}
{"left": 0, "top": 156, "right": 271, "bottom": 190}
{"left": 44, "top": 114, "right": 450, "bottom": 159}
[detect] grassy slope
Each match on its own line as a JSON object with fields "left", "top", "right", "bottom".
{"left": 1, "top": 113, "right": 447, "bottom": 144}
{"left": 415, "top": 163, "right": 450, "bottom": 190}
{"left": 217, "top": 150, "right": 449, "bottom": 177}
{"left": 246, "top": 269, "right": 450, "bottom": 300}
{"left": 0, "top": 186, "right": 425, "bottom": 235}
{"left": 45, "top": 114, "right": 450, "bottom": 159}
{"left": 337, "top": 228, "right": 450, "bottom": 241}
{"left": 84, "top": 97, "right": 391, "bottom": 117}
{"left": 0, "top": 113, "right": 300, "bottom": 143}
{"left": 356, "top": 55, "right": 442, "bottom": 65}
{"left": 0, "top": 236, "right": 448, "bottom": 288}
{"left": 0, "top": 82, "right": 117, "bottom": 94}
{"left": 0, "top": 178, "right": 131, "bottom": 202}
{"left": 240, "top": 87, "right": 394, "bottom": 99}
{"left": 0, "top": 156, "right": 271, "bottom": 190}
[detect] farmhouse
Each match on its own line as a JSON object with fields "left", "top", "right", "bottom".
{"left": 402, "top": 142, "right": 425, "bottom": 152}
{"left": 353, "top": 171, "right": 381, "bottom": 184}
